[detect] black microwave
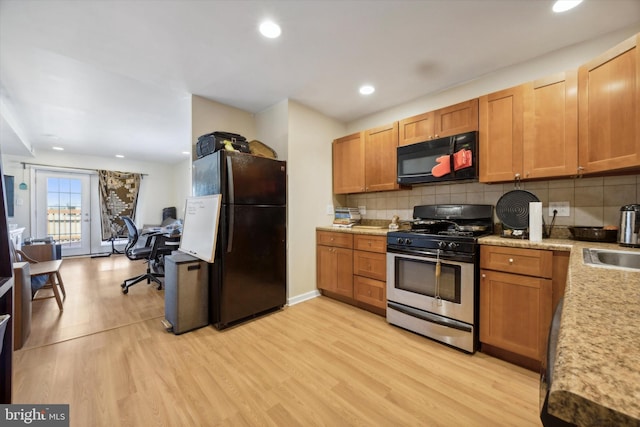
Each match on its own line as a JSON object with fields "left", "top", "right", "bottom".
{"left": 397, "top": 131, "right": 478, "bottom": 185}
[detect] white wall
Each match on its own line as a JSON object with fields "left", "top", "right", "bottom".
{"left": 286, "top": 101, "right": 346, "bottom": 301}
{"left": 191, "top": 95, "right": 256, "bottom": 149}
{"left": 255, "top": 100, "right": 289, "bottom": 161}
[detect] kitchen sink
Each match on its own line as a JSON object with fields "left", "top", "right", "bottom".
{"left": 583, "top": 248, "right": 640, "bottom": 271}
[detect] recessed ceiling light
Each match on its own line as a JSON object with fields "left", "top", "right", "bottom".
{"left": 552, "top": 0, "right": 583, "bottom": 13}
{"left": 115, "top": 154, "right": 124, "bottom": 158}
{"left": 359, "top": 85, "right": 375, "bottom": 95}
{"left": 52, "top": 146, "right": 64, "bottom": 151}
{"left": 182, "top": 151, "right": 190, "bottom": 155}
{"left": 259, "top": 20, "right": 281, "bottom": 38}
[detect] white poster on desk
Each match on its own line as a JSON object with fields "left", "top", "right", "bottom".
{"left": 178, "top": 195, "right": 221, "bottom": 263}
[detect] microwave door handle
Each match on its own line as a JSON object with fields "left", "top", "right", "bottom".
{"left": 449, "top": 136, "right": 456, "bottom": 177}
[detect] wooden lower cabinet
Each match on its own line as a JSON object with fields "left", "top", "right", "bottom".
{"left": 479, "top": 245, "right": 567, "bottom": 370}
{"left": 479, "top": 269, "right": 551, "bottom": 361}
{"left": 316, "top": 231, "right": 386, "bottom": 316}
{"left": 354, "top": 275, "right": 386, "bottom": 310}
{"left": 317, "top": 231, "right": 353, "bottom": 298}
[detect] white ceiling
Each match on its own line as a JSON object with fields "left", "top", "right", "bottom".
{"left": 1, "top": 0, "right": 639, "bottom": 164}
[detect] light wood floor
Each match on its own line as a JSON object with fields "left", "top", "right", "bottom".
{"left": 13, "top": 256, "right": 541, "bottom": 427}
{"left": 23, "top": 254, "right": 164, "bottom": 349}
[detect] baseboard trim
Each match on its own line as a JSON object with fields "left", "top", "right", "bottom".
{"left": 287, "top": 289, "right": 320, "bottom": 306}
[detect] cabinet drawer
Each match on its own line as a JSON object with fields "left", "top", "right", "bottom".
{"left": 481, "top": 245, "right": 552, "bottom": 278}
{"left": 353, "top": 250, "right": 386, "bottom": 281}
{"left": 354, "top": 275, "right": 386, "bottom": 309}
{"left": 316, "top": 231, "right": 353, "bottom": 249}
{"left": 354, "top": 234, "right": 386, "bottom": 253}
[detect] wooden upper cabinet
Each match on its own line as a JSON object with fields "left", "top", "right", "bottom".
{"left": 333, "top": 131, "right": 365, "bottom": 194}
{"left": 364, "top": 122, "right": 400, "bottom": 192}
{"left": 399, "top": 111, "right": 435, "bottom": 146}
{"left": 578, "top": 33, "right": 640, "bottom": 174}
{"left": 479, "top": 85, "right": 524, "bottom": 183}
{"left": 522, "top": 71, "right": 578, "bottom": 179}
{"left": 398, "top": 99, "right": 478, "bottom": 146}
{"left": 434, "top": 98, "right": 479, "bottom": 138}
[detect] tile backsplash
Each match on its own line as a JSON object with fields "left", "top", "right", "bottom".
{"left": 346, "top": 174, "right": 640, "bottom": 227}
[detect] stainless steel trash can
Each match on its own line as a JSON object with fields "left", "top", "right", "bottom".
{"left": 164, "top": 253, "right": 209, "bottom": 334}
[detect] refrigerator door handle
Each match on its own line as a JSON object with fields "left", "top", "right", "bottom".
{"left": 226, "top": 155, "right": 235, "bottom": 204}
{"left": 227, "top": 205, "right": 234, "bottom": 253}
{"left": 226, "top": 155, "right": 234, "bottom": 253}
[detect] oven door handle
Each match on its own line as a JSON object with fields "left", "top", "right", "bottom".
{"left": 387, "top": 301, "right": 473, "bottom": 333}
{"left": 387, "top": 247, "right": 475, "bottom": 263}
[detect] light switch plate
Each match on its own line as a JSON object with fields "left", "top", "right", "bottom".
{"left": 326, "top": 204, "right": 334, "bottom": 215}
{"left": 549, "top": 201, "right": 570, "bottom": 217}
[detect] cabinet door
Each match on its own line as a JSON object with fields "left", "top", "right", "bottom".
{"left": 578, "top": 33, "right": 640, "bottom": 173}
{"left": 480, "top": 245, "right": 553, "bottom": 278}
{"left": 354, "top": 275, "right": 386, "bottom": 309}
{"left": 317, "top": 231, "right": 353, "bottom": 249}
{"left": 353, "top": 250, "right": 386, "bottom": 281}
{"left": 333, "top": 131, "right": 365, "bottom": 194}
{"left": 480, "top": 270, "right": 552, "bottom": 361}
{"left": 364, "top": 122, "right": 400, "bottom": 192}
{"left": 399, "top": 111, "right": 435, "bottom": 146}
{"left": 523, "top": 71, "right": 578, "bottom": 179}
{"left": 316, "top": 245, "right": 353, "bottom": 297}
{"left": 479, "top": 86, "right": 524, "bottom": 183}
{"left": 353, "top": 235, "right": 386, "bottom": 253}
{"left": 434, "top": 98, "right": 479, "bottom": 138}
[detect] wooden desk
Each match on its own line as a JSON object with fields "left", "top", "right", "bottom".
{"left": 31, "top": 260, "right": 65, "bottom": 311}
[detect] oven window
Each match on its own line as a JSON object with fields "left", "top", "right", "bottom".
{"left": 395, "top": 256, "right": 461, "bottom": 303}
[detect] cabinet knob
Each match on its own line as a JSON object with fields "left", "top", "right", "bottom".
{"left": 482, "top": 273, "right": 486, "bottom": 278}
{"left": 509, "top": 258, "right": 514, "bottom": 263}
{"left": 434, "top": 134, "right": 439, "bottom": 138}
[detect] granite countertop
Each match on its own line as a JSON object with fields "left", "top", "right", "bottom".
{"left": 318, "top": 226, "right": 640, "bottom": 425}
{"left": 547, "top": 240, "right": 640, "bottom": 426}
{"left": 316, "top": 224, "right": 393, "bottom": 236}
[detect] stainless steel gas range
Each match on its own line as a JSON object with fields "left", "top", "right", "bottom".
{"left": 386, "top": 204, "right": 493, "bottom": 353}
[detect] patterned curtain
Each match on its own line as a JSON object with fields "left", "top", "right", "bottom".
{"left": 98, "top": 170, "right": 142, "bottom": 241}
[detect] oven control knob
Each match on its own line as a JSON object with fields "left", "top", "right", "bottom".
{"left": 447, "top": 242, "right": 459, "bottom": 250}
{"left": 405, "top": 239, "right": 412, "bottom": 245}
{"left": 396, "top": 237, "right": 404, "bottom": 244}
{"left": 437, "top": 241, "right": 447, "bottom": 249}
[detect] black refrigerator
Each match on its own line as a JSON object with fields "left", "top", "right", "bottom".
{"left": 192, "top": 150, "right": 287, "bottom": 329}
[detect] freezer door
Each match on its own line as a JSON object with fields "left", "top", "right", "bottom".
{"left": 192, "top": 151, "right": 286, "bottom": 205}
{"left": 211, "top": 204, "right": 286, "bottom": 327}
{"left": 192, "top": 154, "right": 222, "bottom": 197}
{"left": 225, "top": 151, "right": 286, "bottom": 206}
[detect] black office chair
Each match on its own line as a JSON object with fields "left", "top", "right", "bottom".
{"left": 120, "top": 216, "right": 176, "bottom": 294}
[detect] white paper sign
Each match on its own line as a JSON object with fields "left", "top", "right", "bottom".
{"left": 178, "top": 195, "right": 221, "bottom": 263}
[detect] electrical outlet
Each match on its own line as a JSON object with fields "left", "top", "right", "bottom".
{"left": 358, "top": 205, "right": 366, "bottom": 215}
{"left": 549, "top": 201, "right": 570, "bottom": 217}
{"left": 326, "top": 204, "right": 334, "bottom": 215}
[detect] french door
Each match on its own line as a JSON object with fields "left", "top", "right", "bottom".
{"left": 34, "top": 170, "right": 92, "bottom": 256}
